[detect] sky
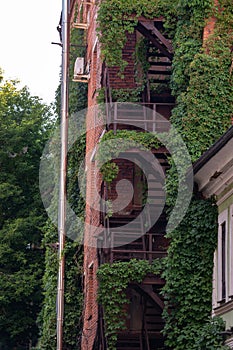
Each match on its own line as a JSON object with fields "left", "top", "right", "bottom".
{"left": 0, "top": 0, "right": 62, "bottom": 104}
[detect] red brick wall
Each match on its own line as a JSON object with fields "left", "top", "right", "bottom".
{"left": 203, "top": 17, "right": 216, "bottom": 42}
{"left": 71, "top": 2, "right": 224, "bottom": 347}
{"left": 107, "top": 159, "right": 136, "bottom": 214}
{"left": 109, "top": 32, "right": 137, "bottom": 90}
{"left": 71, "top": 2, "right": 140, "bottom": 349}
{"left": 81, "top": 3, "right": 103, "bottom": 349}
{"left": 203, "top": 0, "right": 218, "bottom": 42}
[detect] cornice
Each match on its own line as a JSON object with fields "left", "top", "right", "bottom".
{"left": 214, "top": 300, "right": 233, "bottom": 316}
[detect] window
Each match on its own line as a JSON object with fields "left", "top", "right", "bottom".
{"left": 213, "top": 204, "right": 233, "bottom": 312}
{"left": 221, "top": 221, "right": 226, "bottom": 300}
{"left": 217, "top": 210, "right": 228, "bottom": 304}
{"left": 229, "top": 204, "right": 233, "bottom": 298}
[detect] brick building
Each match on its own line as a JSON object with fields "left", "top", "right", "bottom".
{"left": 68, "top": 1, "right": 219, "bottom": 349}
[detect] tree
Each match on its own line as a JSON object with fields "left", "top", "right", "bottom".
{"left": 0, "top": 71, "right": 53, "bottom": 349}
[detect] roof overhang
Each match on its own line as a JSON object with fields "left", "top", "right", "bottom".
{"left": 193, "top": 126, "right": 233, "bottom": 198}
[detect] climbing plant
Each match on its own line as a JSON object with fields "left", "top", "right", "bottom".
{"left": 163, "top": 0, "right": 233, "bottom": 348}
{"left": 162, "top": 198, "right": 220, "bottom": 349}
{"left": 97, "top": 0, "right": 171, "bottom": 72}
{"left": 38, "top": 26, "right": 87, "bottom": 349}
{"left": 96, "top": 0, "right": 233, "bottom": 349}
{"left": 40, "top": 0, "right": 233, "bottom": 348}
{"left": 97, "top": 129, "right": 162, "bottom": 182}
{"left": 97, "top": 259, "right": 163, "bottom": 350}
{"left": 134, "top": 37, "right": 150, "bottom": 85}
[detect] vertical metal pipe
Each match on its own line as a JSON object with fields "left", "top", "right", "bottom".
{"left": 57, "top": 0, "right": 70, "bottom": 349}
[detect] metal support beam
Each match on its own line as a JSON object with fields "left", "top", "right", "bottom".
{"left": 136, "top": 22, "right": 173, "bottom": 61}
{"left": 133, "top": 284, "right": 165, "bottom": 310}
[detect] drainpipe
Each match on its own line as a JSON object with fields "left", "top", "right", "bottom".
{"left": 57, "top": 0, "right": 70, "bottom": 349}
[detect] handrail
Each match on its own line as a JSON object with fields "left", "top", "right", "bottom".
{"left": 108, "top": 102, "right": 174, "bottom": 132}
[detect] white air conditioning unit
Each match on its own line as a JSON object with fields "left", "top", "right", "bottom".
{"left": 74, "top": 57, "right": 84, "bottom": 75}
{"left": 73, "top": 57, "right": 90, "bottom": 83}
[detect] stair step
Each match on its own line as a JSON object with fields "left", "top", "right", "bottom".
{"left": 148, "top": 50, "right": 171, "bottom": 58}
{"left": 148, "top": 79, "right": 170, "bottom": 84}
{"left": 117, "top": 345, "right": 141, "bottom": 348}
{"left": 117, "top": 336, "right": 141, "bottom": 349}
{"left": 148, "top": 69, "right": 172, "bottom": 75}
{"left": 149, "top": 61, "right": 172, "bottom": 66}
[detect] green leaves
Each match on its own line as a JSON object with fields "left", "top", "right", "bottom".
{"left": 194, "top": 317, "right": 228, "bottom": 350}
{"left": 162, "top": 198, "right": 221, "bottom": 349}
{"left": 97, "top": 259, "right": 163, "bottom": 349}
{"left": 161, "top": 5, "right": 233, "bottom": 347}
{"left": 97, "top": 130, "right": 162, "bottom": 183}
{"left": 97, "top": 0, "right": 164, "bottom": 72}
{"left": 0, "top": 74, "right": 52, "bottom": 348}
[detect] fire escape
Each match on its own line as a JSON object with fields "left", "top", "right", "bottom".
{"left": 71, "top": 4, "right": 174, "bottom": 348}
{"left": 97, "top": 19, "right": 174, "bottom": 350}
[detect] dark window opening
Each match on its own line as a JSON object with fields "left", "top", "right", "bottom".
{"left": 221, "top": 221, "right": 226, "bottom": 301}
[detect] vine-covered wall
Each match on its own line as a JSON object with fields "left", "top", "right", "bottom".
{"left": 163, "top": 1, "right": 233, "bottom": 348}
{"left": 96, "top": 0, "right": 233, "bottom": 349}
{"left": 38, "top": 0, "right": 233, "bottom": 348}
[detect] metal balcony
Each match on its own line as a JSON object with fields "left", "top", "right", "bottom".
{"left": 107, "top": 102, "right": 175, "bottom": 133}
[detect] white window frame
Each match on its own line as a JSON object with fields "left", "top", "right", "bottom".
{"left": 212, "top": 249, "right": 218, "bottom": 310}
{"left": 217, "top": 210, "right": 228, "bottom": 304}
{"left": 229, "top": 204, "right": 233, "bottom": 298}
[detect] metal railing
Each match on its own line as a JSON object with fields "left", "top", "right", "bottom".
{"left": 107, "top": 102, "right": 175, "bottom": 133}
{"left": 109, "top": 232, "right": 168, "bottom": 263}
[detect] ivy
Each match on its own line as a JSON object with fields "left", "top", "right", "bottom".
{"left": 162, "top": 1, "right": 232, "bottom": 348}
{"left": 97, "top": 129, "right": 162, "bottom": 182}
{"left": 193, "top": 317, "right": 228, "bottom": 350}
{"left": 171, "top": 51, "right": 233, "bottom": 160}
{"left": 169, "top": 0, "right": 214, "bottom": 96}
{"left": 97, "top": 259, "right": 163, "bottom": 350}
{"left": 162, "top": 198, "right": 219, "bottom": 349}
{"left": 37, "top": 224, "right": 84, "bottom": 350}
{"left": 96, "top": 1, "right": 233, "bottom": 350}
{"left": 38, "top": 26, "right": 87, "bottom": 349}
{"left": 98, "top": 86, "right": 145, "bottom": 104}
{"left": 134, "top": 38, "right": 150, "bottom": 85}
{"left": 97, "top": 0, "right": 167, "bottom": 72}
{"left": 36, "top": 0, "right": 233, "bottom": 348}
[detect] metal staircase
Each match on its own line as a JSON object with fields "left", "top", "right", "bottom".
{"left": 97, "top": 18, "right": 175, "bottom": 350}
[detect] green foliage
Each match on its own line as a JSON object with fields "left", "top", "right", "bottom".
{"left": 97, "top": 259, "right": 163, "bottom": 350}
{"left": 96, "top": 1, "right": 233, "bottom": 350}
{"left": 162, "top": 198, "right": 219, "bottom": 349}
{"left": 169, "top": 0, "right": 214, "bottom": 96}
{"left": 0, "top": 75, "right": 52, "bottom": 348}
{"left": 171, "top": 46, "right": 233, "bottom": 160}
{"left": 111, "top": 87, "right": 144, "bottom": 102}
{"left": 97, "top": 0, "right": 166, "bottom": 72}
{"left": 37, "top": 223, "right": 58, "bottom": 349}
{"left": 100, "top": 161, "right": 119, "bottom": 184}
{"left": 97, "top": 130, "right": 162, "bottom": 182}
{"left": 38, "top": 224, "right": 84, "bottom": 350}
{"left": 38, "top": 145, "right": 86, "bottom": 349}
{"left": 193, "top": 317, "right": 228, "bottom": 350}
{"left": 54, "top": 28, "right": 88, "bottom": 117}
{"left": 97, "top": 86, "right": 144, "bottom": 104}
{"left": 170, "top": 0, "right": 233, "bottom": 159}
{"left": 134, "top": 37, "right": 150, "bottom": 85}
{"left": 97, "top": 0, "right": 213, "bottom": 77}
{"left": 162, "top": 2, "right": 233, "bottom": 348}
{"left": 38, "top": 27, "right": 87, "bottom": 349}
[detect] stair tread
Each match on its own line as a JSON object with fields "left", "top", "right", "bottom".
{"left": 148, "top": 70, "right": 172, "bottom": 75}
{"left": 149, "top": 61, "right": 172, "bottom": 66}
